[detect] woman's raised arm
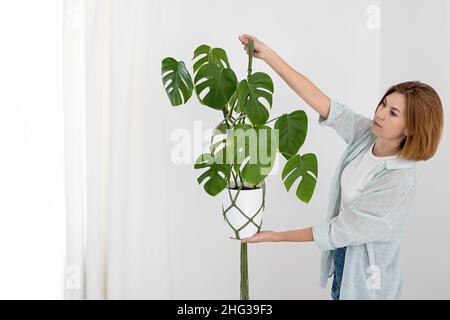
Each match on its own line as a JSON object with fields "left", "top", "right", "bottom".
{"left": 239, "top": 34, "right": 330, "bottom": 119}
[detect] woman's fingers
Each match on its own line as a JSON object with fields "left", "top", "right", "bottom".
{"left": 241, "top": 233, "right": 264, "bottom": 243}
{"left": 239, "top": 34, "right": 248, "bottom": 43}
{"left": 239, "top": 34, "right": 255, "bottom": 45}
{"left": 229, "top": 235, "right": 256, "bottom": 242}
{"left": 238, "top": 34, "right": 269, "bottom": 60}
{"left": 230, "top": 231, "right": 276, "bottom": 243}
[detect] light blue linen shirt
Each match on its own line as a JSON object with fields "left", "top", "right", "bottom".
{"left": 312, "top": 98, "right": 417, "bottom": 300}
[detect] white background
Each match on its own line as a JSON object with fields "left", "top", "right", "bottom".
{"left": 0, "top": 0, "right": 65, "bottom": 299}
{"left": 0, "top": 0, "right": 448, "bottom": 299}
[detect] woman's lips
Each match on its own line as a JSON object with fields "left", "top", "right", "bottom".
{"left": 373, "top": 120, "right": 382, "bottom": 128}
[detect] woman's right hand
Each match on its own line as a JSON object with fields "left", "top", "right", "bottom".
{"left": 230, "top": 230, "right": 280, "bottom": 243}
{"left": 238, "top": 34, "right": 272, "bottom": 61}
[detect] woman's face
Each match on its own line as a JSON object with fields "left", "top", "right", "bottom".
{"left": 371, "top": 92, "right": 408, "bottom": 140}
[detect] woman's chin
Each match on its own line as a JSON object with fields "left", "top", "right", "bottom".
{"left": 371, "top": 125, "right": 380, "bottom": 136}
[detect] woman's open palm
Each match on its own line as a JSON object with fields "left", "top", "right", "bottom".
{"left": 231, "top": 230, "right": 278, "bottom": 243}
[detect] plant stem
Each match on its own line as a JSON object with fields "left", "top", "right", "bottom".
{"left": 227, "top": 98, "right": 236, "bottom": 123}
{"left": 231, "top": 166, "right": 238, "bottom": 188}
{"left": 266, "top": 115, "right": 282, "bottom": 124}
{"left": 238, "top": 174, "right": 243, "bottom": 187}
{"left": 232, "top": 114, "right": 246, "bottom": 126}
{"left": 222, "top": 110, "right": 230, "bottom": 129}
{"left": 237, "top": 112, "right": 247, "bottom": 124}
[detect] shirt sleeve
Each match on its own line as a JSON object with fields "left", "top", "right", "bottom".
{"left": 312, "top": 170, "right": 415, "bottom": 251}
{"left": 318, "top": 98, "right": 373, "bottom": 144}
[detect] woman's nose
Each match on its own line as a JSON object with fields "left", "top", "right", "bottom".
{"left": 377, "top": 107, "right": 386, "bottom": 119}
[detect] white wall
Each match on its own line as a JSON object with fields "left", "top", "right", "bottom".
{"left": 161, "top": 0, "right": 450, "bottom": 299}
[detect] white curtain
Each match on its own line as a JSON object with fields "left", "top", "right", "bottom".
{"left": 63, "top": 0, "right": 170, "bottom": 299}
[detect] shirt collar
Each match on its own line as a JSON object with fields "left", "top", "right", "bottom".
{"left": 368, "top": 135, "right": 417, "bottom": 170}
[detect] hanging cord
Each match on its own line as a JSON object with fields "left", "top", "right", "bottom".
{"left": 222, "top": 181, "right": 265, "bottom": 300}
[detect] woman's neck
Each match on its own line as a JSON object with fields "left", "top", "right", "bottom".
{"left": 373, "top": 138, "right": 402, "bottom": 157}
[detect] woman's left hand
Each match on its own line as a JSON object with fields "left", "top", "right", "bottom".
{"left": 230, "top": 230, "right": 279, "bottom": 243}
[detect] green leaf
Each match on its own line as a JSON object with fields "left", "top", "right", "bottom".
{"left": 194, "top": 153, "right": 231, "bottom": 196}
{"left": 282, "top": 153, "right": 318, "bottom": 203}
{"left": 210, "top": 122, "right": 228, "bottom": 154}
{"left": 192, "top": 45, "right": 231, "bottom": 75}
{"left": 236, "top": 72, "right": 274, "bottom": 125}
{"left": 161, "top": 57, "right": 193, "bottom": 106}
{"left": 275, "top": 110, "right": 308, "bottom": 159}
{"left": 224, "top": 124, "right": 278, "bottom": 185}
{"left": 213, "top": 122, "right": 228, "bottom": 135}
{"left": 219, "top": 123, "right": 252, "bottom": 177}
{"left": 194, "top": 63, "right": 237, "bottom": 110}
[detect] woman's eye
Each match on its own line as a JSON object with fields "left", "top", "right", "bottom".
{"left": 390, "top": 111, "right": 397, "bottom": 117}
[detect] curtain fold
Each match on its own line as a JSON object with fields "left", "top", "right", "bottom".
{"left": 64, "top": 0, "right": 170, "bottom": 299}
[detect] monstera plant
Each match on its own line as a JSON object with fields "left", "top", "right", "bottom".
{"left": 161, "top": 40, "right": 318, "bottom": 300}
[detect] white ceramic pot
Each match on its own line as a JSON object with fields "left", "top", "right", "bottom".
{"left": 221, "top": 183, "right": 265, "bottom": 239}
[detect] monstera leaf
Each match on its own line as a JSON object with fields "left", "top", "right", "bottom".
{"left": 194, "top": 63, "right": 237, "bottom": 110}
{"left": 240, "top": 125, "right": 277, "bottom": 185}
{"left": 282, "top": 153, "right": 318, "bottom": 203}
{"left": 209, "top": 122, "right": 228, "bottom": 155}
{"left": 275, "top": 110, "right": 308, "bottom": 159}
{"left": 194, "top": 153, "right": 231, "bottom": 196}
{"left": 236, "top": 72, "right": 274, "bottom": 125}
{"left": 161, "top": 57, "right": 193, "bottom": 106}
{"left": 192, "top": 45, "right": 231, "bottom": 75}
{"left": 222, "top": 124, "right": 277, "bottom": 185}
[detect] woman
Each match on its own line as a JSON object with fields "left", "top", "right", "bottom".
{"left": 237, "top": 34, "right": 444, "bottom": 300}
